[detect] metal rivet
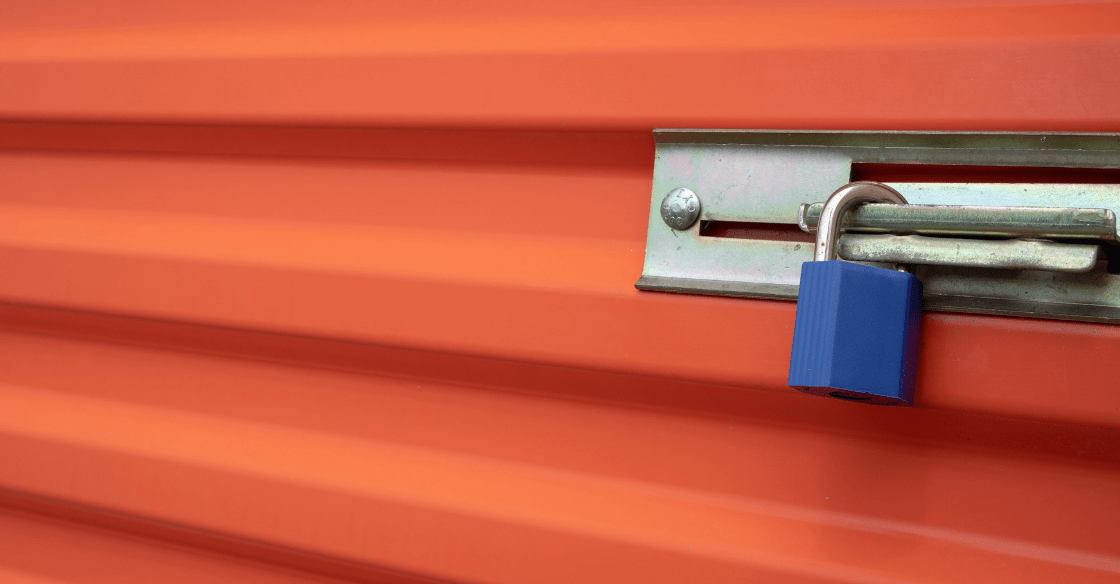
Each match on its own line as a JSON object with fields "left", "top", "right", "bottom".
{"left": 660, "top": 188, "right": 701, "bottom": 230}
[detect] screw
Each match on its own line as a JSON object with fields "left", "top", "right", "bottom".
{"left": 660, "top": 188, "right": 701, "bottom": 230}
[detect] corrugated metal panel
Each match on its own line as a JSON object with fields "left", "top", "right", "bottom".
{"left": 0, "top": 2, "right": 1117, "bottom": 582}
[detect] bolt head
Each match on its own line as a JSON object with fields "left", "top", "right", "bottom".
{"left": 660, "top": 188, "right": 701, "bottom": 230}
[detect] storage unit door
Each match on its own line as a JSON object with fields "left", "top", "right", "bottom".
{"left": 0, "top": 2, "right": 1118, "bottom": 583}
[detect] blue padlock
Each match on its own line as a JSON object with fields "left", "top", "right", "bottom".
{"left": 788, "top": 182, "right": 922, "bottom": 406}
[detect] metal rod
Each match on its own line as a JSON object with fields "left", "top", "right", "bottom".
{"left": 799, "top": 203, "right": 1117, "bottom": 240}
{"left": 839, "top": 234, "right": 1101, "bottom": 273}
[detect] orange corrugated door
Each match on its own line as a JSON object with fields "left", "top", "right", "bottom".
{"left": 0, "top": 2, "right": 1118, "bottom": 583}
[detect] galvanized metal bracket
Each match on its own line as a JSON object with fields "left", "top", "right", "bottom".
{"left": 636, "top": 130, "right": 1120, "bottom": 323}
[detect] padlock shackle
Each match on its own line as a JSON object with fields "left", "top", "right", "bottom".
{"left": 815, "top": 182, "right": 908, "bottom": 262}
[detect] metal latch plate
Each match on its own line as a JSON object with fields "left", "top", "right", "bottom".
{"left": 636, "top": 130, "right": 1120, "bottom": 323}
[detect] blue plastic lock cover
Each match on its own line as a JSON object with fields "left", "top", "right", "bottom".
{"left": 788, "top": 260, "right": 922, "bottom": 406}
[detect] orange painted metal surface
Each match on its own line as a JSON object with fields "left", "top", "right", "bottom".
{"left": 0, "top": 2, "right": 1118, "bottom": 582}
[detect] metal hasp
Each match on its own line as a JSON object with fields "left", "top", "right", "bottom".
{"left": 840, "top": 235, "right": 1100, "bottom": 273}
{"left": 635, "top": 130, "right": 1120, "bottom": 323}
{"left": 800, "top": 202, "right": 1110, "bottom": 272}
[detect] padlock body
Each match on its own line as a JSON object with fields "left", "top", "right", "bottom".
{"left": 788, "top": 260, "right": 922, "bottom": 406}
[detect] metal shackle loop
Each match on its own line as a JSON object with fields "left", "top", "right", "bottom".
{"left": 815, "top": 181, "right": 908, "bottom": 262}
